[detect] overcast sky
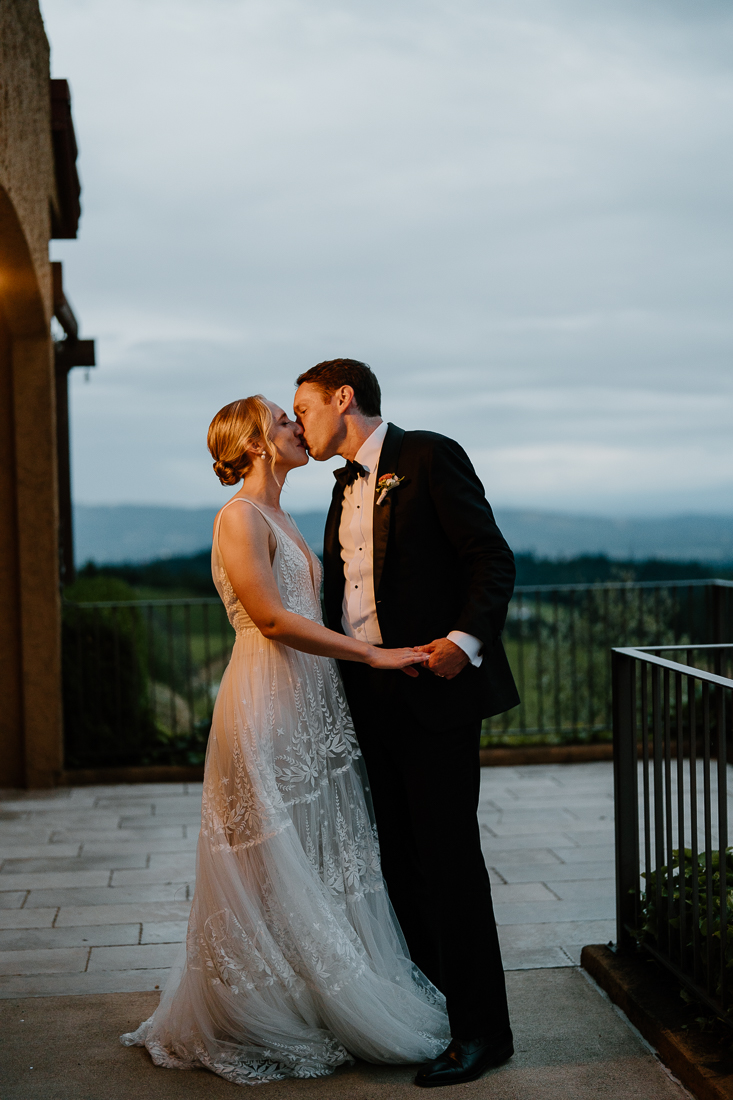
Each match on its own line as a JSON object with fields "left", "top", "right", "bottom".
{"left": 42, "top": 0, "right": 733, "bottom": 516}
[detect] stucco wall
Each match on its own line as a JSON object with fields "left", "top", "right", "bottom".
{"left": 0, "top": 0, "right": 63, "bottom": 786}
{"left": 0, "top": 0, "right": 55, "bottom": 320}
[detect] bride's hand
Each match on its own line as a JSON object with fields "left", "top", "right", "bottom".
{"left": 366, "top": 647, "right": 430, "bottom": 677}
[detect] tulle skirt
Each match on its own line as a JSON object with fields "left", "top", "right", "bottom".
{"left": 121, "top": 630, "right": 450, "bottom": 1085}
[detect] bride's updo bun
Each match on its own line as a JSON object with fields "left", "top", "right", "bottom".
{"left": 212, "top": 457, "right": 243, "bottom": 487}
{"left": 207, "top": 396, "right": 275, "bottom": 486}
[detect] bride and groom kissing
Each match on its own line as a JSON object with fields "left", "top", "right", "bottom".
{"left": 122, "top": 358, "right": 520, "bottom": 1089}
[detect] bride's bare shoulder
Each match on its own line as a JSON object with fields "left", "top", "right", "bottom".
{"left": 215, "top": 499, "right": 272, "bottom": 543}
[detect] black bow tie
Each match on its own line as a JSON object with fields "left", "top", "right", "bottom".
{"left": 334, "top": 459, "right": 367, "bottom": 489}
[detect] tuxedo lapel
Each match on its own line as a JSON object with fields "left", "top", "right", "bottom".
{"left": 373, "top": 423, "right": 405, "bottom": 599}
{"left": 324, "top": 479, "right": 344, "bottom": 566}
{"left": 322, "top": 479, "right": 346, "bottom": 632}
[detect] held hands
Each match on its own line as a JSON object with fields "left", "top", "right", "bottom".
{"left": 414, "top": 638, "right": 470, "bottom": 680}
{"left": 366, "top": 639, "right": 469, "bottom": 679}
{"left": 367, "top": 647, "right": 430, "bottom": 677}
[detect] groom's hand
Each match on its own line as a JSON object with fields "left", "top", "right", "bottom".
{"left": 415, "top": 639, "right": 469, "bottom": 680}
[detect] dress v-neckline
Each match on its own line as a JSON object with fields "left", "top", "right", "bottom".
{"left": 226, "top": 497, "right": 317, "bottom": 596}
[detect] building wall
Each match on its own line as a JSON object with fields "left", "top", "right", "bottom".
{"left": 0, "top": 305, "right": 25, "bottom": 787}
{"left": 0, "top": 1, "right": 55, "bottom": 315}
{"left": 0, "top": 0, "right": 63, "bottom": 786}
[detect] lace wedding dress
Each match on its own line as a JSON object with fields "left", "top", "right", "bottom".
{"left": 121, "top": 498, "right": 450, "bottom": 1085}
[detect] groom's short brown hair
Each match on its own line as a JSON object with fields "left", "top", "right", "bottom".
{"left": 296, "top": 359, "right": 381, "bottom": 418}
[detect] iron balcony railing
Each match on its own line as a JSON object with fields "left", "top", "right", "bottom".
{"left": 61, "top": 578, "right": 733, "bottom": 767}
{"left": 485, "top": 578, "right": 733, "bottom": 744}
{"left": 613, "top": 643, "right": 733, "bottom": 1022}
{"left": 62, "top": 597, "right": 234, "bottom": 770}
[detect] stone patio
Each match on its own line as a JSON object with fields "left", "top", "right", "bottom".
{"left": 0, "top": 762, "right": 697, "bottom": 1099}
{"left": 0, "top": 762, "right": 618, "bottom": 995}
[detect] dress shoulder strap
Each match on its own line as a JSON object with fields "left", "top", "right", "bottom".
{"left": 213, "top": 496, "right": 278, "bottom": 546}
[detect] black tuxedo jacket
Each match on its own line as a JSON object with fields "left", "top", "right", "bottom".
{"left": 323, "top": 423, "right": 520, "bottom": 730}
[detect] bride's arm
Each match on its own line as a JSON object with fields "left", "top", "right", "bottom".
{"left": 218, "top": 502, "right": 425, "bottom": 672}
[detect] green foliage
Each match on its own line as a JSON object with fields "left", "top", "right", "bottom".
{"left": 62, "top": 596, "right": 160, "bottom": 768}
{"left": 65, "top": 573, "right": 140, "bottom": 603}
{"left": 639, "top": 847, "right": 733, "bottom": 1012}
{"left": 483, "top": 583, "right": 691, "bottom": 745}
{"left": 62, "top": 588, "right": 232, "bottom": 768}
{"left": 76, "top": 556, "right": 215, "bottom": 597}
{"left": 83, "top": 549, "right": 733, "bottom": 599}
{"left": 140, "top": 718, "right": 211, "bottom": 768}
{"left": 513, "top": 553, "right": 729, "bottom": 587}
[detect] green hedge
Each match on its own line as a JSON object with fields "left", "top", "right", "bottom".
{"left": 639, "top": 847, "right": 733, "bottom": 1015}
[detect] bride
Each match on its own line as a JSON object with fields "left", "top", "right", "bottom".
{"left": 121, "top": 396, "right": 450, "bottom": 1085}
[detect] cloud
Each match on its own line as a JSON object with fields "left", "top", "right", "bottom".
{"left": 43, "top": 0, "right": 733, "bottom": 513}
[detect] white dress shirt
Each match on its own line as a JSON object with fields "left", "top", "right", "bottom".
{"left": 338, "top": 423, "right": 483, "bottom": 666}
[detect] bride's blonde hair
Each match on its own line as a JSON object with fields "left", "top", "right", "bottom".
{"left": 207, "top": 396, "right": 276, "bottom": 486}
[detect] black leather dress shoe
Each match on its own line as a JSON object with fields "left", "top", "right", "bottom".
{"left": 414, "top": 1033, "right": 514, "bottom": 1088}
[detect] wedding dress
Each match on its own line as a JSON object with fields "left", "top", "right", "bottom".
{"left": 121, "top": 498, "right": 450, "bottom": 1085}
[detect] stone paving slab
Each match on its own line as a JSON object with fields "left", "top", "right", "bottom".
{"left": 501, "top": 945, "right": 576, "bottom": 970}
{"left": 111, "top": 860, "right": 194, "bottom": 886}
{"left": 496, "top": 860, "right": 615, "bottom": 882}
{"left": 499, "top": 919, "right": 616, "bottom": 951}
{"left": 2, "top": 854, "right": 144, "bottom": 872}
{"left": 485, "top": 846, "right": 564, "bottom": 865}
{"left": 491, "top": 883, "right": 558, "bottom": 904}
{"left": 0, "top": 870, "right": 113, "bottom": 891}
{"left": 482, "top": 832, "right": 581, "bottom": 851}
{"left": 0, "top": 924, "right": 141, "bottom": 951}
{"left": 53, "top": 901, "right": 191, "bottom": 927}
{"left": 135, "top": 800, "right": 204, "bottom": 815}
{"left": 545, "top": 879, "right": 616, "bottom": 901}
{"left": 0, "top": 969, "right": 692, "bottom": 1100}
{"left": 87, "top": 943, "right": 181, "bottom": 972}
{"left": 549, "top": 844, "right": 617, "bottom": 863}
{"left": 486, "top": 820, "right": 580, "bottom": 836}
{"left": 0, "top": 843, "right": 81, "bottom": 860}
{"left": 490, "top": 796, "right": 613, "bottom": 808}
{"left": 80, "top": 784, "right": 191, "bottom": 797}
{"left": 0, "top": 968, "right": 172, "bottom": 998}
{"left": 0, "top": 909, "right": 58, "bottom": 929}
{"left": 489, "top": 808, "right": 577, "bottom": 823}
{"left": 4, "top": 813, "right": 123, "bottom": 828}
{"left": 24, "top": 884, "right": 191, "bottom": 909}
{"left": 0, "top": 828, "right": 56, "bottom": 843}
{"left": 141, "top": 920, "right": 189, "bottom": 943}
{"left": 49, "top": 827, "right": 189, "bottom": 841}
{"left": 494, "top": 899, "right": 614, "bottom": 926}
{"left": 0, "top": 947, "right": 89, "bottom": 975}
{"left": 562, "top": 829, "right": 614, "bottom": 845}
{"left": 119, "top": 814, "right": 202, "bottom": 828}
{"left": 80, "top": 837, "right": 197, "bottom": 856}
{"left": 0, "top": 892, "right": 28, "bottom": 909}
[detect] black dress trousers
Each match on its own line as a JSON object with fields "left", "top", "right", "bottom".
{"left": 341, "top": 661, "right": 511, "bottom": 1041}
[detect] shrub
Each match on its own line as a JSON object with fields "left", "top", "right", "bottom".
{"left": 62, "top": 594, "right": 160, "bottom": 768}
{"left": 639, "top": 847, "right": 733, "bottom": 1014}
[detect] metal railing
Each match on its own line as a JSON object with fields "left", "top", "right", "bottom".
{"left": 484, "top": 578, "right": 733, "bottom": 744}
{"left": 62, "top": 597, "right": 233, "bottom": 769}
{"left": 61, "top": 578, "right": 733, "bottom": 766}
{"left": 613, "top": 643, "right": 733, "bottom": 1021}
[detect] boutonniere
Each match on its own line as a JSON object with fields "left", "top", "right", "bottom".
{"left": 376, "top": 473, "right": 404, "bottom": 506}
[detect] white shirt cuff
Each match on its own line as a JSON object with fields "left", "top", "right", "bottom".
{"left": 447, "top": 630, "right": 483, "bottom": 668}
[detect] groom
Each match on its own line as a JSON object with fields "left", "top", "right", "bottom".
{"left": 294, "top": 359, "right": 519, "bottom": 1088}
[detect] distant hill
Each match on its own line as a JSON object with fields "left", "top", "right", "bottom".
{"left": 496, "top": 510, "right": 733, "bottom": 563}
{"left": 74, "top": 505, "right": 328, "bottom": 563}
{"left": 74, "top": 504, "right": 733, "bottom": 566}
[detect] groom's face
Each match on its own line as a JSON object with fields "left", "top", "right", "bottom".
{"left": 293, "top": 382, "right": 345, "bottom": 461}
